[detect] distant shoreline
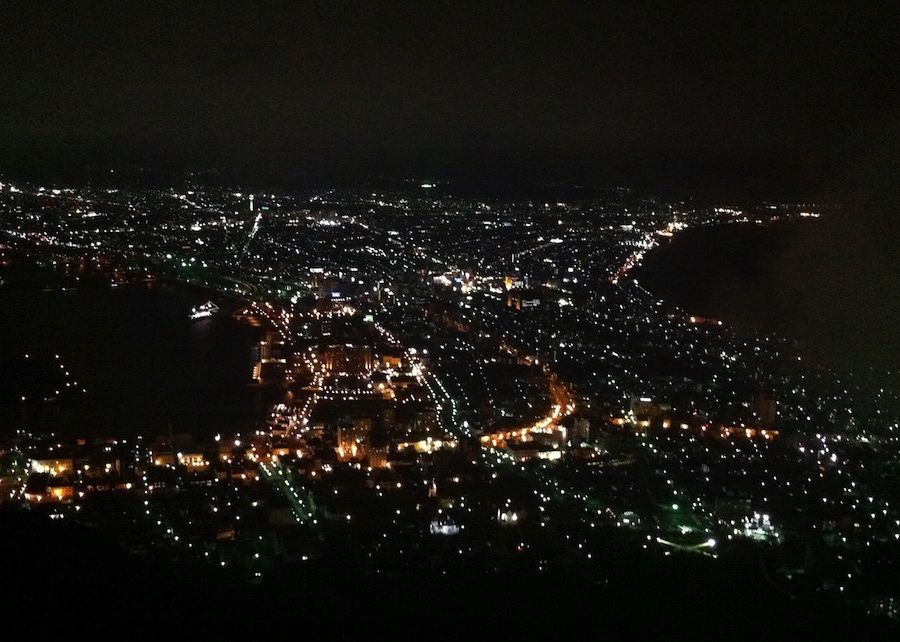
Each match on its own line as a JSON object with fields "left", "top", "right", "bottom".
{"left": 636, "top": 215, "right": 900, "bottom": 380}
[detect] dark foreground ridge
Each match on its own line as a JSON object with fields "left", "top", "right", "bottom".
{"left": 3, "top": 507, "right": 894, "bottom": 638}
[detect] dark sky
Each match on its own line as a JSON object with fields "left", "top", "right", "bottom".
{"left": 1, "top": 1, "right": 898, "bottom": 201}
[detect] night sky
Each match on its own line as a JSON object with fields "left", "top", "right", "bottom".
{"left": 1, "top": 1, "right": 898, "bottom": 201}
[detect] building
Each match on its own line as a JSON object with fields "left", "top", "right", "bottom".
{"left": 752, "top": 391, "right": 777, "bottom": 427}
{"left": 322, "top": 344, "right": 372, "bottom": 374}
{"left": 507, "top": 289, "right": 541, "bottom": 310}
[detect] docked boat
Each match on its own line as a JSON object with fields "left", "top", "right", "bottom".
{"left": 189, "top": 300, "right": 219, "bottom": 319}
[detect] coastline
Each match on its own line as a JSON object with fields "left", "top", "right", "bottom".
{"left": 0, "top": 255, "right": 265, "bottom": 441}
{"left": 634, "top": 214, "right": 900, "bottom": 380}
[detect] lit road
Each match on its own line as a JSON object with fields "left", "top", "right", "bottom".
{"left": 258, "top": 461, "right": 313, "bottom": 524}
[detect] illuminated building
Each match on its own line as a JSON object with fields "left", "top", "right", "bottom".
{"left": 178, "top": 452, "right": 209, "bottom": 471}
{"left": 31, "top": 455, "right": 74, "bottom": 476}
{"left": 48, "top": 476, "right": 74, "bottom": 502}
{"left": 367, "top": 443, "right": 389, "bottom": 469}
{"left": 377, "top": 347, "right": 403, "bottom": 370}
{"left": 254, "top": 331, "right": 291, "bottom": 385}
{"left": 322, "top": 344, "right": 372, "bottom": 374}
{"left": 336, "top": 420, "right": 371, "bottom": 460}
{"left": 507, "top": 289, "right": 541, "bottom": 309}
{"left": 505, "top": 441, "right": 539, "bottom": 462}
{"left": 429, "top": 518, "right": 460, "bottom": 535}
{"left": 365, "top": 420, "right": 391, "bottom": 469}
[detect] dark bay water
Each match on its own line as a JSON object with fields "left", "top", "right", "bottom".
{"left": 636, "top": 211, "right": 900, "bottom": 378}
{"left": 0, "top": 267, "right": 266, "bottom": 441}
